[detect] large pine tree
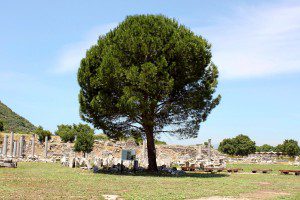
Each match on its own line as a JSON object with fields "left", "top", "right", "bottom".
{"left": 78, "top": 15, "right": 221, "bottom": 171}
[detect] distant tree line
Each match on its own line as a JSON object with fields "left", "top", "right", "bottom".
{"left": 218, "top": 134, "right": 300, "bottom": 157}
{"left": 255, "top": 139, "right": 300, "bottom": 157}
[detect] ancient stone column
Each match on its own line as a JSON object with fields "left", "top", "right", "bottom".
{"left": 198, "top": 144, "right": 202, "bottom": 159}
{"left": 19, "top": 135, "right": 24, "bottom": 157}
{"left": 31, "top": 134, "right": 35, "bottom": 158}
{"left": 208, "top": 139, "right": 212, "bottom": 160}
{"left": 15, "top": 141, "right": 19, "bottom": 158}
{"left": 44, "top": 136, "right": 48, "bottom": 158}
{"left": 13, "top": 141, "right": 17, "bottom": 157}
{"left": 2, "top": 135, "right": 8, "bottom": 157}
{"left": 10, "top": 131, "right": 14, "bottom": 157}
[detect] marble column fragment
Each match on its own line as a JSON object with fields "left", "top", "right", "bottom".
{"left": 208, "top": 139, "right": 212, "bottom": 161}
{"left": 10, "top": 131, "right": 14, "bottom": 157}
{"left": 44, "top": 136, "right": 48, "bottom": 158}
{"left": 19, "top": 135, "right": 25, "bottom": 157}
{"left": 13, "top": 141, "right": 17, "bottom": 157}
{"left": 2, "top": 135, "right": 8, "bottom": 157}
{"left": 31, "top": 134, "right": 35, "bottom": 158}
{"left": 16, "top": 141, "right": 19, "bottom": 158}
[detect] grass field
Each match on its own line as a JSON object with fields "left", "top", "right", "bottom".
{"left": 0, "top": 162, "right": 299, "bottom": 200}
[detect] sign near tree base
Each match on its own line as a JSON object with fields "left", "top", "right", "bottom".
{"left": 121, "top": 149, "right": 136, "bottom": 161}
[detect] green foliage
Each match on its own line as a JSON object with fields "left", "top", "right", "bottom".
{"left": 0, "top": 121, "right": 4, "bottom": 132}
{"left": 123, "top": 136, "right": 166, "bottom": 145}
{"left": 281, "top": 139, "right": 300, "bottom": 157}
{"left": 0, "top": 101, "right": 36, "bottom": 132}
{"left": 78, "top": 14, "right": 220, "bottom": 139}
{"left": 204, "top": 142, "right": 213, "bottom": 148}
{"left": 256, "top": 144, "right": 275, "bottom": 152}
{"left": 94, "top": 134, "right": 109, "bottom": 141}
{"left": 154, "top": 139, "right": 167, "bottom": 145}
{"left": 74, "top": 124, "right": 95, "bottom": 155}
{"left": 218, "top": 134, "right": 256, "bottom": 156}
{"left": 34, "top": 126, "right": 52, "bottom": 143}
{"left": 77, "top": 14, "right": 220, "bottom": 170}
{"left": 274, "top": 144, "right": 284, "bottom": 152}
{"left": 218, "top": 138, "right": 236, "bottom": 155}
{"left": 18, "top": 131, "right": 32, "bottom": 135}
{"left": 55, "top": 124, "right": 76, "bottom": 143}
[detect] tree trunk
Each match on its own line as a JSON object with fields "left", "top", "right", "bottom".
{"left": 145, "top": 125, "right": 158, "bottom": 172}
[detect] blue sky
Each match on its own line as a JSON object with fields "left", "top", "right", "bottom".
{"left": 0, "top": 0, "right": 299, "bottom": 146}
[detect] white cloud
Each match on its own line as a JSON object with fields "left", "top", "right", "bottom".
{"left": 194, "top": 3, "right": 300, "bottom": 79}
{"left": 54, "top": 23, "right": 117, "bottom": 73}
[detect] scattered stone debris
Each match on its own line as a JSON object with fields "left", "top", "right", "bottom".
{"left": 0, "top": 158, "right": 17, "bottom": 168}
{"left": 1, "top": 132, "right": 227, "bottom": 171}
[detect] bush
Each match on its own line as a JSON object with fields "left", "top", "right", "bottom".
{"left": 34, "top": 126, "right": 52, "bottom": 142}
{"left": 55, "top": 124, "right": 76, "bottom": 143}
{"left": 155, "top": 139, "right": 167, "bottom": 145}
{"left": 74, "top": 124, "right": 95, "bottom": 156}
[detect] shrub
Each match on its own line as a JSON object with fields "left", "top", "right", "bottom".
{"left": 55, "top": 124, "right": 76, "bottom": 143}
{"left": 34, "top": 126, "right": 52, "bottom": 142}
{"left": 74, "top": 124, "right": 95, "bottom": 156}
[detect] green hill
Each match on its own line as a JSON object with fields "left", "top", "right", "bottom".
{"left": 0, "top": 101, "right": 36, "bottom": 132}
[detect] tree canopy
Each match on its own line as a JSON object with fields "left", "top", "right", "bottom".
{"left": 256, "top": 144, "right": 274, "bottom": 152}
{"left": 281, "top": 139, "right": 300, "bottom": 157}
{"left": 55, "top": 124, "right": 76, "bottom": 143}
{"left": 74, "top": 124, "right": 95, "bottom": 156}
{"left": 218, "top": 134, "right": 256, "bottom": 156}
{"left": 78, "top": 15, "right": 220, "bottom": 170}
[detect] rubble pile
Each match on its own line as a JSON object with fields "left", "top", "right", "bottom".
{"left": 0, "top": 158, "right": 17, "bottom": 168}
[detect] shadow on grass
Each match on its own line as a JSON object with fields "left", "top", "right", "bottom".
{"left": 94, "top": 170, "right": 229, "bottom": 178}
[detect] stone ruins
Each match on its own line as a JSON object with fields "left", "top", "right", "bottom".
{"left": 0, "top": 132, "right": 226, "bottom": 171}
